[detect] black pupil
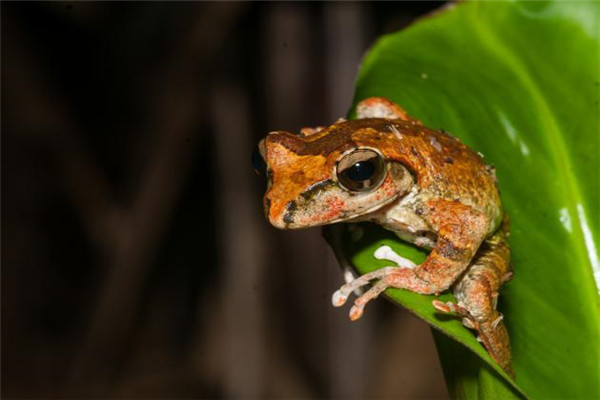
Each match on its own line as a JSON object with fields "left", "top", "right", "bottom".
{"left": 252, "top": 146, "right": 266, "bottom": 174}
{"left": 345, "top": 160, "right": 375, "bottom": 182}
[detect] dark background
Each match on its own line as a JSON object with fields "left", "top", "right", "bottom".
{"left": 2, "top": 2, "right": 450, "bottom": 398}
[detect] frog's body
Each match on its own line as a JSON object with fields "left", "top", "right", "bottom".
{"left": 257, "top": 97, "right": 514, "bottom": 376}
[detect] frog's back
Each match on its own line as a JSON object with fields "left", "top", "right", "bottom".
{"left": 338, "top": 119, "right": 503, "bottom": 229}
{"left": 269, "top": 118, "right": 503, "bottom": 231}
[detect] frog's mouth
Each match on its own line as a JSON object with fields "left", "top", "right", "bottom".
{"left": 279, "top": 191, "right": 402, "bottom": 229}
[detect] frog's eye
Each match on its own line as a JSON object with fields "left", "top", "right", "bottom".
{"left": 252, "top": 140, "right": 267, "bottom": 175}
{"left": 336, "top": 149, "right": 386, "bottom": 192}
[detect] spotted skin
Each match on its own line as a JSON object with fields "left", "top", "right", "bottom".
{"left": 434, "top": 217, "right": 513, "bottom": 375}
{"left": 258, "top": 97, "right": 513, "bottom": 376}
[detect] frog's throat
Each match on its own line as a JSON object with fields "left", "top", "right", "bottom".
{"left": 291, "top": 192, "right": 403, "bottom": 229}
{"left": 341, "top": 194, "right": 405, "bottom": 224}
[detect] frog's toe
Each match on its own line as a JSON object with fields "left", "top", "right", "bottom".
{"left": 462, "top": 317, "right": 478, "bottom": 330}
{"left": 346, "top": 280, "right": 389, "bottom": 321}
{"left": 432, "top": 300, "right": 455, "bottom": 313}
{"left": 491, "top": 313, "right": 504, "bottom": 329}
{"left": 374, "top": 245, "right": 417, "bottom": 269}
{"left": 349, "top": 304, "right": 364, "bottom": 321}
{"left": 332, "top": 267, "right": 402, "bottom": 320}
{"left": 331, "top": 289, "right": 348, "bottom": 307}
{"left": 432, "top": 299, "right": 470, "bottom": 316}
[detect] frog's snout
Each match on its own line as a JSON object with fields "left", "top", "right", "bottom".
{"left": 265, "top": 196, "right": 297, "bottom": 229}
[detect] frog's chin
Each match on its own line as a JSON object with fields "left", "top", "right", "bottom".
{"left": 331, "top": 194, "right": 403, "bottom": 225}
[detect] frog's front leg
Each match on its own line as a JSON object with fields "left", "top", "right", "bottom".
{"left": 334, "top": 199, "right": 489, "bottom": 316}
{"left": 433, "top": 222, "right": 514, "bottom": 376}
{"left": 332, "top": 245, "right": 417, "bottom": 316}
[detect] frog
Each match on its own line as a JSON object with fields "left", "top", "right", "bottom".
{"left": 255, "top": 97, "right": 514, "bottom": 376}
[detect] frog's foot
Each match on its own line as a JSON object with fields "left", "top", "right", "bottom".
{"left": 334, "top": 268, "right": 418, "bottom": 321}
{"left": 432, "top": 300, "right": 479, "bottom": 330}
{"left": 433, "top": 298, "right": 512, "bottom": 375}
{"left": 332, "top": 266, "right": 398, "bottom": 309}
{"left": 433, "top": 300, "right": 500, "bottom": 348}
{"left": 331, "top": 245, "right": 420, "bottom": 320}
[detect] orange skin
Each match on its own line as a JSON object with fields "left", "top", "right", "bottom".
{"left": 258, "top": 97, "right": 514, "bottom": 376}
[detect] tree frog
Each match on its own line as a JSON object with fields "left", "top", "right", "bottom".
{"left": 255, "top": 97, "right": 514, "bottom": 376}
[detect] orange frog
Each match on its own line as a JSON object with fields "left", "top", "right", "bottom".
{"left": 255, "top": 97, "right": 514, "bottom": 376}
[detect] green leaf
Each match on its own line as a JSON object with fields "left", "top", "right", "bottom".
{"left": 343, "top": 1, "right": 600, "bottom": 398}
{"left": 337, "top": 223, "right": 525, "bottom": 399}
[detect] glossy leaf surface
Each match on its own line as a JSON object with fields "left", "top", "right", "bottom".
{"left": 344, "top": 1, "right": 600, "bottom": 398}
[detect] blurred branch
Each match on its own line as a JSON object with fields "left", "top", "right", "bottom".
{"left": 68, "top": 3, "right": 245, "bottom": 396}
{"left": 2, "top": 14, "right": 118, "bottom": 250}
{"left": 3, "top": 2, "right": 244, "bottom": 397}
{"left": 2, "top": 3, "right": 449, "bottom": 398}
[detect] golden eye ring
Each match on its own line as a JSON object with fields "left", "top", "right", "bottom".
{"left": 336, "top": 148, "right": 386, "bottom": 192}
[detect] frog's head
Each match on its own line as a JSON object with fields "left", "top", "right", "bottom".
{"left": 255, "top": 119, "right": 414, "bottom": 229}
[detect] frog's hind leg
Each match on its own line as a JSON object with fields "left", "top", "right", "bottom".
{"left": 433, "top": 226, "right": 514, "bottom": 376}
